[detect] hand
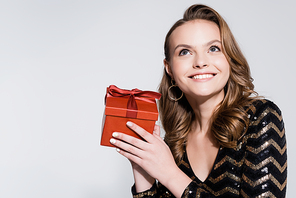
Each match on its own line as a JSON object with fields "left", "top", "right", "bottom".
{"left": 109, "top": 122, "right": 178, "bottom": 186}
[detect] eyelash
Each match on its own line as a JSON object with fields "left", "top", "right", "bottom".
{"left": 209, "top": 45, "right": 221, "bottom": 52}
{"left": 179, "top": 49, "right": 191, "bottom": 56}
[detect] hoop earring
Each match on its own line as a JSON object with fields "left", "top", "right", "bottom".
{"left": 168, "top": 80, "right": 183, "bottom": 101}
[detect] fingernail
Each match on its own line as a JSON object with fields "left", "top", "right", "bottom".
{"left": 116, "top": 148, "right": 120, "bottom": 152}
{"left": 112, "top": 132, "right": 118, "bottom": 137}
{"left": 110, "top": 138, "right": 116, "bottom": 144}
{"left": 126, "top": 121, "right": 133, "bottom": 127}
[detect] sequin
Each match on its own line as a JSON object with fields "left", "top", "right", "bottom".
{"left": 202, "top": 184, "right": 239, "bottom": 196}
{"left": 214, "top": 155, "right": 244, "bottom": 170}
{"left": 236, "top": 142, "right": 242, "bottom": 151}
{"left": 257, "top": 191, "right": 275, "bottom": 198}
{"left": 263, "top": 149, "right": 270, "bottom": 155}
{"left": 133, "top": 188, "right": 157, "bottom": 198}
{"left": 257, "top": 123, "right": 285, "bottom": 139}
{"left": 262, "top": 184, "right": 268, "bottom": 189}
{"left": 252, "top": 107, "right": 282, "bottom": 126}
{"left": 208, "top": 171, "right": 241, "bottom": 184}
{"left": 246, "top": 139, "right": 286, "bottom": 155}
{"left": 262, "top": 121, "right": 267, "bottom": 126}
{"left": 244, "top": 156, "right": 287, "bottom": 173}
{"left": 261, "top": 167, "right": 269, "bottom": 173}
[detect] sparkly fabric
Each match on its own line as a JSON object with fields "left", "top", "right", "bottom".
{"left": 131, "top": 99, "right": 287, "bottom": 198}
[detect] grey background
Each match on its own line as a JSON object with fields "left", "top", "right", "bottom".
{"left": 0, "top": 0, "right": 294, "bottom": 197}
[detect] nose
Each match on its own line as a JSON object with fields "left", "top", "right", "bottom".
{"left": 194, "top": 63, "right": 208, "bottom": 68}
{"left": 193, "top": 54, "right": 208, "bottom": 68}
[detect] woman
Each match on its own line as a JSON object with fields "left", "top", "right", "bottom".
{"left": 109, "top": 4, "right": 287, "bottom": 198}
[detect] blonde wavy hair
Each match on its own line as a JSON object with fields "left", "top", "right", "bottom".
{"left": 158, "top": 4, "right": 258, "bottom": 164}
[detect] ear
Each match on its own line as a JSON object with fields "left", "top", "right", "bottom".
{"left": 164, "top": 59, "right": 173, "bottom": 78}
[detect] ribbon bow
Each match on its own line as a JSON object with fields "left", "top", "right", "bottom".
{"left": 107, "top": 85, "right": 161, "bottom": 118}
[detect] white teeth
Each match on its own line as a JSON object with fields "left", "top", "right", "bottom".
{"left": 192, "top": 74, "right": 213, "bottom": 79}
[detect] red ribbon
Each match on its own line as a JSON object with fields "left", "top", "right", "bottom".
{"left": 107, "top": 85, "right": 161, "bottom": 118}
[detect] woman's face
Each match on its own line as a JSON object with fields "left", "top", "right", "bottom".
{"left": 165, "top": 19, "right": 230, "bottom": 103}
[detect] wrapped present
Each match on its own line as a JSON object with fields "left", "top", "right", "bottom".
{"left": 100, "top": 85, "right": 162, "bottom": 147}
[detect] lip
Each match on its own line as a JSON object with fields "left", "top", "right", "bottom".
{"left": 188, "top": 72, "right": 217, "bottom": 81}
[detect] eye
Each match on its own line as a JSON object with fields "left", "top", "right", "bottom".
{"left": 179, "top": 49, "right": 191, "bottom": 56}
{"left": 209, "top": 45, "right": 220, "bottom": 53}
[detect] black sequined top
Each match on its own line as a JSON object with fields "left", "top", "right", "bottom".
{"left": 132, "top": 99, "right": 287, "bottom": 198}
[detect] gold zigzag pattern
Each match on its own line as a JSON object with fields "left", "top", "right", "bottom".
{"left": 244, "top": 156, "right": 287, "bottom": 173}
{"left": 246, "top": 139, "right": 286, "bottom": 155}
{"left": 202, "top": 184, "right": 239, "bottom": 196}
{"left": 242, "top": 173, "right": 287, "bottom": 191}
{"left": 214, "top": 155, "right": 245, "bottom": 170}
{"left": 256, "top": 122, "right": 285, "bottom": 138}
{"left": 238, "top": 123, "right": 285, "bottom": 154}
{"left": 247, "top": 104, "right": 257, "bottom": 114}
{"left": 239, "top": 123, "right": 285, "bottom": 149}
{"left": 183, "top": 187, "right": 207, "bottom": 197}
{"left": 208, "top": 171, "right": 241, "bottom": 184}
{"left": 251, "top": 107, "right": 282, "bottom": 125}
{"left": 178, "top": 160, "right": 190, "bottom": 169}
{"left": 255, "top": 191, "right": 276, "bottom": 198}
{"left": 240, "top": 190, "right": 276, "bottom": 198}
{"left": 214, "top": 154, "right": 287, "bottom": 173}
{"left": 132, "top": 188, "right": 157, "bottom": 198}
{"left": 245, "top": 99, "right": 266, "bottom": 114}
{"left": 240, "top": 133, "right": 257, "bottom": 146}
{"left": 239, "top": 107, "right": 284, "bottom": 145}
{"left": 239, "top": 122, "right": 286, "bottom": 154}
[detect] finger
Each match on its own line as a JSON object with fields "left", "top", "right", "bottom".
{"left": 126, "top": 121, "right": 154, "bottom": 143}
{"left": 116, "top": 146, "right": 142, "bottom": 166}
{"left": 112, "top": 132, "right": 148, "bottom": 150}
{"left": 153, "top": 124, "right": 160, "bottom": 136}
{"left": 110, "top": 138, "right": 143, "bottom": 157}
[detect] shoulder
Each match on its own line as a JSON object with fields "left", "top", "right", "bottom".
{"left": 245, "top": 99, "right": 283, "bottom": 122}
{"left": 243, "top": 98, "right": 285, "bottom": 140}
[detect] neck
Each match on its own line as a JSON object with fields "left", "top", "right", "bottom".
{"left": 186, "top": 92, "right": 224, "bottom": 134}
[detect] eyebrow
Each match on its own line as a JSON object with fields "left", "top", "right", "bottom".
{"left": 204, "top": 39, "right": 221, "bottom": 47}
{"left": 173, "top": 40, "right": 222, "bottom": 53}
{"left": 173, "top": 44, "right": 193, "bottom": 53}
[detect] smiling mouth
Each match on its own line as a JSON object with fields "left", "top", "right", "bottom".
{"left": 191, "top": 74, "right": 215, "bottom": 79}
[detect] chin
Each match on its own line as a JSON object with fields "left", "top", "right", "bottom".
{"left": 191, "top": 90, "right": 225, "bottom": 100}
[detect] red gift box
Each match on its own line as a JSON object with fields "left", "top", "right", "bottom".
{"left": 100, "top": 85, "right": 161, "bottom": 147}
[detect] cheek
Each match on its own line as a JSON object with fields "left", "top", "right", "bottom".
{"left": 215, "top": 56, "right": 230, "bottom": 73}
{"left": 170, "top": 61, "right": 186, "bottom": 79}
{"left": 171, "top": 57, "right": 192, "bottom": 72}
